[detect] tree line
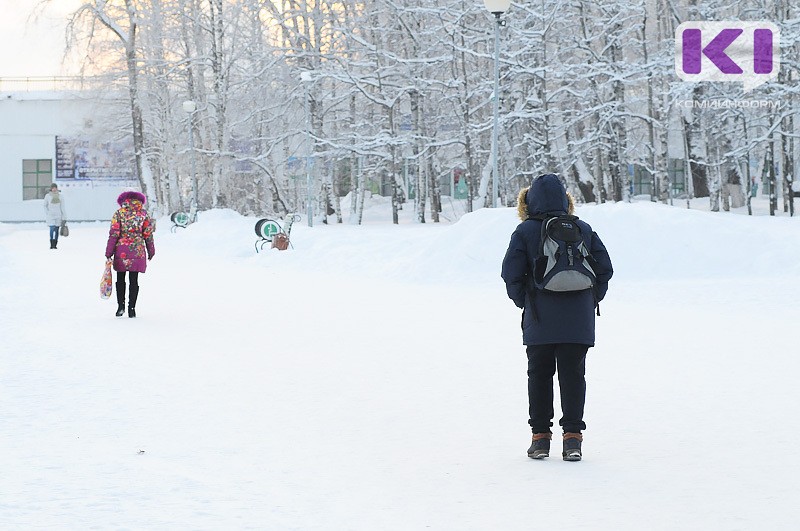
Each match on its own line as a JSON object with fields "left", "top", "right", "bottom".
{"left": 60, "top": 0, "right": 800, "bottom": 222}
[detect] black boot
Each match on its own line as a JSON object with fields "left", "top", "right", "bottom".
{"left": 563, "top": 433, "right": 583, "bottom": 462}
{"left": 115, "top": 281, "right": 126, "bottom": 317}
{"left": 53, "top": 238, "right": 58, "bottom": 249}
{"left": 50, "top": 239, "right": 55, "bottom": 249}
{"left": 128, "top": 284, "right": 139, "bottom": 318}
{"left": 528, "top": 432, "right": 552, "bottom": 459}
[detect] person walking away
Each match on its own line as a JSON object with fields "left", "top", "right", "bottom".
{"left": 501, "top": 174, "right": 613, "bottom": 461}
{"left": 105, "top": 191, "right": 155, "bottom": 318}
{"left": 44, "top": 184, "right": 66, "bottom": 249}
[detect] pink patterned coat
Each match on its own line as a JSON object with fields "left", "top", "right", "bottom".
{"left": 105, "top": 191, "right": 156, "bottom": 273}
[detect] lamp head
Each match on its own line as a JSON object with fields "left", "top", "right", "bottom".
{"left": 483, "top": 0, "right": 511, "bottom": 14}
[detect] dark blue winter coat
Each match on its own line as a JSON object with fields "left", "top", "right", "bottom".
{"left": 501, "top": 174, "right": 613, "bottom": 346}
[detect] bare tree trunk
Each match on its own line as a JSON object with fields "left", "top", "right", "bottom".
{"left": 769, "top": 134, "right": 778, "bottom": 216}
{"left": 81, "top": 0, "right": 150, "bottom": 200}
{"left": 642, "top": 7, "right": 662, "bottom": 203}
{"left": 121, "top": 6, "right": 146, "bottom": 201}
{"left": 710, "top": 146, "right": 721, "bottom": 212}
{"left": 349, "top": 93, "right": 358, "bottom": 218}
{"left": 332, "top": 177, "right": 342, "bottom": 223}
{"left": 593, "top": 147, "right": 606, "bottom": 204}
{"left": 428, "top": 155, "right": 441, "bottom": 223}
{"left": 457, "top": 22, "right": 475, "bottom": 213}
{"left": 208, "top": 0, "right": 228, "bottom": 208}
{"left": 356, "top": 156, "right": 366, "bottom": 224}
{"left": 410, "top": 89, "right": 425, "bottom": 223}
{"left": 608, "top": 21, "right": 627, "bottom": 203}
{"left": 388, "top": 105, "right": 399, "bottom": 225}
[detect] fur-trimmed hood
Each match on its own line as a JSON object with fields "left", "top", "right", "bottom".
{"left": 516, "top": 174, "right": 574, "bottom": 221}
{"left": 117, "top": 190, "right": 146, "bottom": 206}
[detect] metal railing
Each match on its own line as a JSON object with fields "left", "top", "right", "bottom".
{"left": 0, "top": 76, "right": 122, "bottom": 93}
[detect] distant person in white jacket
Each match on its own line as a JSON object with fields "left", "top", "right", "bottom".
{"left": 44, "top": 184, "right": 66, "bottom": 249}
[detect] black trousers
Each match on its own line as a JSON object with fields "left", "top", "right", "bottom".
{"left": 527, "top": 343, "right": 589, "bottom": 434}
{"left": 116, "top": 271, "right": 139, "bottom": 287}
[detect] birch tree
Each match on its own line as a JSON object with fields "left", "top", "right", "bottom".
{"left": 67, "top": 0, "right": 151, "bottom": 200}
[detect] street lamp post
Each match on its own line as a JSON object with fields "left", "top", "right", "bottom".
{"left": 182, "top": 99, "right": 198, "bottom": 221}
{"left": 300, "top": 70, "right": 314, "bottom": 227}
{"left": 484, "top": 0, "right": 511, "bottom": 208}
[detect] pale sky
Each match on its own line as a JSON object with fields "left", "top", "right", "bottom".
{"left": 0, "top": 0, "right": 83, "bottom": 77}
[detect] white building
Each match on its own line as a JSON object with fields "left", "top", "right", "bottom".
{"left": 0, "top": 84, "right": 137, "bottom": 222}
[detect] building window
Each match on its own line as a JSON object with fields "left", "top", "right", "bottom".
{"left": 630, "top": 164, "right": 652, "bottom": 196}
{"left": 22, "top": 159, "right": 53, "bottom": 200}
{"left": 667, "top": 158, "right": 687, "bottom": 194}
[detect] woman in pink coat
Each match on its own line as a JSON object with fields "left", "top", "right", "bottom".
{"left": 105, "top": 191, "right": 155, "bottom": 318}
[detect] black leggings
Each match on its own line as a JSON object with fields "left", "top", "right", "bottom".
{"left": 116, "top": 271, "right": 139, "bottom": 287}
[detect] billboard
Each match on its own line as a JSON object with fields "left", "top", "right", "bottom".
{"left": 55, "top": 136, "right": 135, "bottom": 181}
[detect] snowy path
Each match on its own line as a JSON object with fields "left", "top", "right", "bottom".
{"left": 2, "top": 206, "right": 799, "bottom": 529}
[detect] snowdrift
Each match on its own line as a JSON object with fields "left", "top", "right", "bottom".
{"left": 157, "top": 201, "right": 800, "bottom": 285}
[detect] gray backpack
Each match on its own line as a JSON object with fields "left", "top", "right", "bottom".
{"left": 532, "top": 215, "right": 597, "bottom": 292}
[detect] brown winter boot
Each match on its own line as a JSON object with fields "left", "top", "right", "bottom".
{"left": 527, "top": 432, "right": 552, "bottom": 459}
{"left": 562, "top": 432, "right": 583, "bottom": 461}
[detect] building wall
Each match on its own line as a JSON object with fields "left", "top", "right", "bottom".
{"left": 0, "top": 92, "right": 135, "bottom": 222}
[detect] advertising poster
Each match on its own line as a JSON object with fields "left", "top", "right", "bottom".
{"left": 55, "top": 136, "right": 135, "bottom": 181}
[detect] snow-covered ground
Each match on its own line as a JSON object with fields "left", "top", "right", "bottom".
{"left": 1, "top": 197, "right": 799, "bottom": 530}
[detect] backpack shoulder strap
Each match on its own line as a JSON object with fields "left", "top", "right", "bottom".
{"left": 537, "top": 215, "right": 554, "bottom": 256}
